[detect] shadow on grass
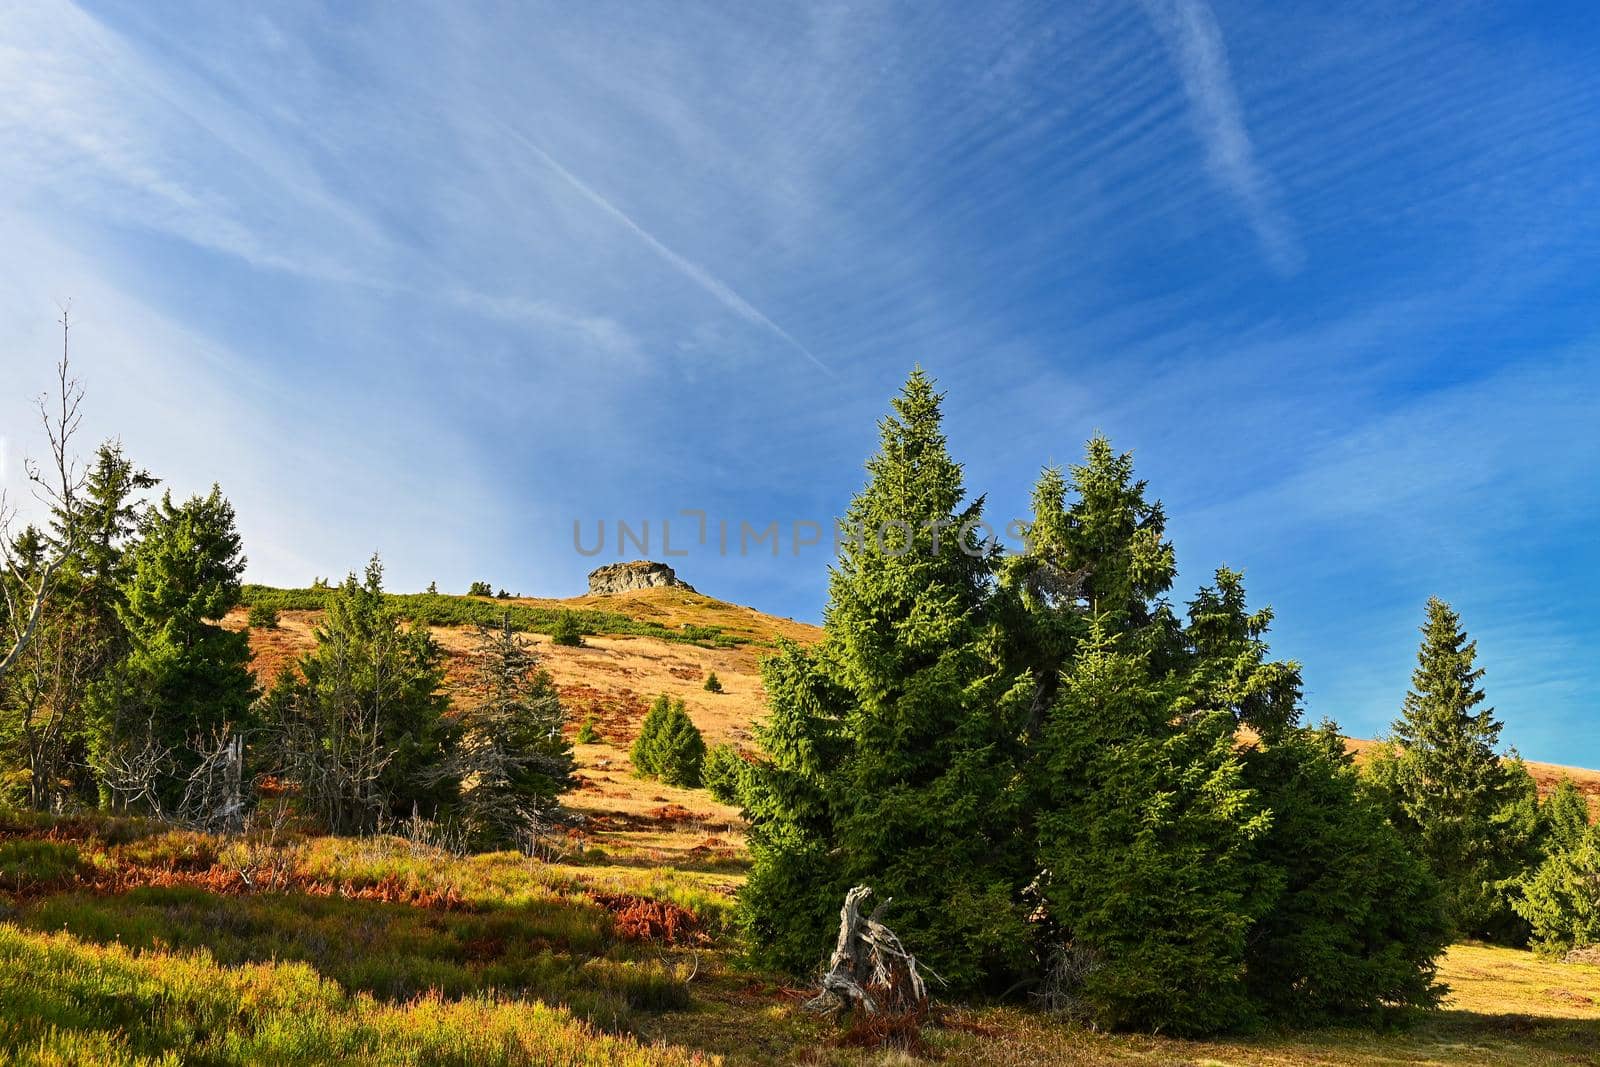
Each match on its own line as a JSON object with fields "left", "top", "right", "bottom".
{"left": 574, "top": 846, "right": 749, "bottom": 876}
{"left": 1423, "top": 1008, "right": 1600, "bottom": 1057}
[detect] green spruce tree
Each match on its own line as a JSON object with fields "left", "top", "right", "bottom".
{"left": 703, "top": 742, "right": 746, "bottom": 804}
{"left": 549, "top": 611, "right": 584, "bottom": 647}
{"left": 1239, "top": 725, "right": 1447, "bottom": 1021}
{"left": 1181, "top": 569, "right": 1447, "bottom": 1021}
{"left": 446, "top": 616, "right": 573, "bottom": 849}
{"left": 1034, "top": 621, "right": 1269, "bottom": 1034}
{"left": 2, "top": 446, "right": 157, "bottom": 810}
{"left": 87, "top": 487, "right": 255, "bottom": 809}
{"left": 738, "top": 640, "right": 852, "bottom": 973}
{"left": 631, "top": 694, "right": 706, "bottom": 787}
{"left": 1026, "top": 447, "right": 1444, "bottom": 1027}
{"left": 1367, "top": 597, "right": 1542, "bottom": 942}
{"left": 1539, "top": 779, "right": 1591, "bottom": 855}
{"left": 260, "top": 555, "right": 454, "bottom": 833}
{"left": 1516, "top": 821, "right": 1600, "bottom": 955}
{"left": 52, "top": 443, "right": 158, "bottom": 646}
{"left": 742, "top": 369, "right": 1033, "bottom": 990}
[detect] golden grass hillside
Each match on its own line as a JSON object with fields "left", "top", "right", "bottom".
{"left": 227, "top": 586, "right": 818, "bottom": 867}
{"left": 232, "top": 584, "right": 1600, "bottom": 834}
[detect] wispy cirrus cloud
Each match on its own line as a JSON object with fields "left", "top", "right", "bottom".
{"left": 1139, "top": 0, "right": 1304, "bottom": 273}
{"left": 3, "top": 0, "right": 1598, "bottom": 765}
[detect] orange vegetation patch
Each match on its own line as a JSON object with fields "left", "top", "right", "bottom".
{"left": 588, "top": 891, "right": 703, "bottom": 945}
{"left": 81, "top": 864, "right": 469, "bottom": 911}
{"left": 0, "top": 837, "right": 467, "bottom": 912}
{"left": 555, "top": 683, "right": 651, "bottom": 743}
{"left": 219, "top": 609, "right": 318, "bottom": 683}
{"left": 648, "top": 804, "right": 711, "bottom": 825}
{"left": 688, "top": 837, "right": 738, "bottom": 863}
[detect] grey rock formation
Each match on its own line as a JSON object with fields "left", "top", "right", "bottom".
{"left": 586, "top": 560, "right": 696, "bottom": 595}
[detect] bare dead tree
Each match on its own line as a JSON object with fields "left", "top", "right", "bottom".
{"left": 93, "top": 730, "right": 173, "bottom": 819}
{"left": 380, "top": 802, "right": 469, "bottom": 858}
{"left": 7, "top": 600, "right": 94, "bottom": 811}
{"left": 93, "top": 726, "right": 251, "bottom": 833}
{"left": 0, "top": 307, "right": 88, "bottom": 686}
{"left": 806, "top": 886, "right": 932, "bottom": 1019}
{"left": 1033, "top": 940, "right": 1103, "bottom": 1021}
{"left": 174, "top": 730, "right": 248, "bottom": 833}
{"left": 230, "top": 800, "right": 303, "bottom": 892}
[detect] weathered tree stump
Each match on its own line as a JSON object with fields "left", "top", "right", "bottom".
{"left": 805, "top": 885, "right": 929, "bottom": 1019}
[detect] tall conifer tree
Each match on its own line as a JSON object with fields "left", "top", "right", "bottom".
{"left": 447, "top": 617, "right": 572, "bottom": 849}
{"left": 1368, "top": 597, "right": 1541, "bottom": 942}
{"left": 742, "top": 369, "right": 1033, "bottom": 989}
{"left": 742, "top": 376, "right": 1447, "bottom": 1025}
{"left": 260, "top": 555, "right": 454, "bottom": 833}
{"left": 1035, "top": 620, "right": 1268, "bottom": 1034}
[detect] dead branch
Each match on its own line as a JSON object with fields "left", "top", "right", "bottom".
{"left": 0, "top": 307, "right": 89, "bottom": 685}
{"left": 805, "top": 885, "right": 931, "bottom": 1019}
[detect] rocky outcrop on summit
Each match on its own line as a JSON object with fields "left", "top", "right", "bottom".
{"left": 586, "top": 561, "right": 696, "bottom": 596}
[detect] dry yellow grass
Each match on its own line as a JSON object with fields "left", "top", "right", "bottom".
{"left": 1441, "top": 942, "right": 1600, "bottom": 1019}
{"left": 226, "top": 587, "right": 798, "bottom": 867}
{"left": 496, "top": 586, "right": 823, "bottom": 647}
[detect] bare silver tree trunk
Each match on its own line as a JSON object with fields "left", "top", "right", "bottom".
{"left": 806, "top": 886, "right": 930, "bottom": 1018}
{"left": 1, "top": 308, "right": 87, "bottom": 685}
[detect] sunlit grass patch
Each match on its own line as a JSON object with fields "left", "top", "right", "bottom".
{"left": 15, "top": 884, "right": 687, "bottom": 1021}
{"left": 0, "top": 923, "right": 710, "bottom": 1065}
{"left": 1441, "top": 941, "right": 1600, "bottom": 1019}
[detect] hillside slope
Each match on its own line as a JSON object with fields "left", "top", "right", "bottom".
{"left": 230, "top": 584, "right": 1600, "bottom": 833}
{"left": 227, "top": 585, "right": 819, "bottom": 868}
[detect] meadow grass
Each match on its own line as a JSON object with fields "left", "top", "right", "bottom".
{"left": 0, "top": 924, "right": 709, "bottom": 1066}
{"left": 15, "top": 886, "right": 689, "bottom": 1017}
{"left": 4, "top": 811, "right": 1597, "bottom": 1065}
{"left": 294, "top": 835, "right": 740, "bottom": 932}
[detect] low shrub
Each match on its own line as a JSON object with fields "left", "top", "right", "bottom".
{"left": 551, "top": 611, "right": 586, "bottom": 647}
{"left": 246, "top": 603, "right": 280, "bottom": 629}
{"left": 632, "top": 696, "right": 706, "bottom": 788}
{"left": 0, "top": 924, "right": 703, "bottom": 1065}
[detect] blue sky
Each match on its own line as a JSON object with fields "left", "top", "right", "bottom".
{"left": 1, "top": 1, "right": 1596, "bottom": 763}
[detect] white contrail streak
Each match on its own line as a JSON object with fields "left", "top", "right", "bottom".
{"left": 505, "top": 125, "right": 832, "bottom": 373}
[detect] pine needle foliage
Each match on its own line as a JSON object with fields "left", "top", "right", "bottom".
{"left": 86, "top": 487, "right": 256, "bottom": 808}
{"left": 258, "top": 556, "right": 454, "bottom": 834}
{"left": 703, "top": 742, "right": 746, "bottom": 804}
